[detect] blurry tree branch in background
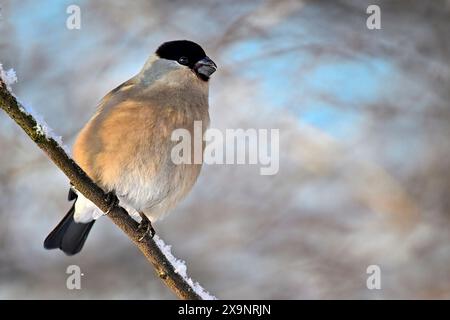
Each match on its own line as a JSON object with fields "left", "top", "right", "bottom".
{"left": 0, "top": 76, "right": 210, "bottom": 300}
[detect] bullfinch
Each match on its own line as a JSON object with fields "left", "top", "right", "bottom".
{"left": 44, "top": 40, "right": 217, "bottom": 255}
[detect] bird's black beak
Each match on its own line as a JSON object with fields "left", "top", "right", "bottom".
{"left": 194, "top": 56, "right": 217, "bottom": 80}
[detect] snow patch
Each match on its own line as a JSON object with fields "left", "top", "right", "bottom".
{"left": 0, "top": 63, "right": 18, "bottom": 92}
{"left": 0, "top": 61, "right": 70, "bottom": 153}
{"left": 154, "top": 235, "right": 216, "bottom": 300}
{"left": 20, "top": 102, "right": 70, "bottom": 153}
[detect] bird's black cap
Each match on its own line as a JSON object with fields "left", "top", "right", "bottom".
{"left": 156, "top": 40, "right": 207, "bottom": 69}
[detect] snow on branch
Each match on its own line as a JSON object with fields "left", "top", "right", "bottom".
{"left": 154, "top": 236, "right": 214, "bottom": 299}
{"left": 0, "top": 63, "right": 17, "bottom": 91}
{"left": 0, "top": 63, "right": 215, "bottom": 300}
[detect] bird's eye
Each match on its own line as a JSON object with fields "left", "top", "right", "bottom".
{"left": 178, "top": 56, "right": 189, "bottom": 65}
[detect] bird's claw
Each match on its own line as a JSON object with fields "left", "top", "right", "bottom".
{"left": 105, "top": 191, "right": 119, "bottom": 215}
{"left": 137, "top": 215, "right": 155, "bottom": 242}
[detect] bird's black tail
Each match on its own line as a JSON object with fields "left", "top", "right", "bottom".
{"left": 44, "top": 193, "right": 95, "bottom": 256}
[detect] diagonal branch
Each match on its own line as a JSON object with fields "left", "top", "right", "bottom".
{"left": 0, "top": 74, "right": 213, "bottom": 300}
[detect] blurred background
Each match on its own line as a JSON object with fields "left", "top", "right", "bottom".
{"left": 0, "top": 0, "right": 449, "bottom": 299}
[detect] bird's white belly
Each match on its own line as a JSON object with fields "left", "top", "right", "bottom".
{"left": 73, "top": 162, "right": 199, "bottom": 223}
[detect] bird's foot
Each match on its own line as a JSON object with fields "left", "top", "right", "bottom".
{"left": 104, "top": 191, "right": 119, "bottom": 215}
{"left": 137, "top": 214, "right": 155, "bottom": 242}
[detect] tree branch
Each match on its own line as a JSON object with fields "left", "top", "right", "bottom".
{"left": 0, "top": 76, "right": 212, "bottom": 300}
